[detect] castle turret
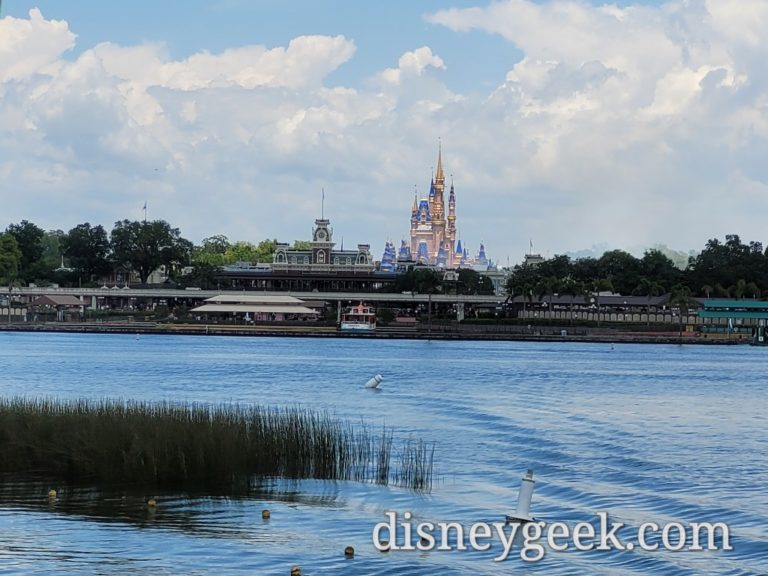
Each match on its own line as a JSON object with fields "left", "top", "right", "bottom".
{"left": 447, "top": 179, "right": 456, "bottom": 267}
{"left": 397, "top": 239, "right": 413, "bottom": 262}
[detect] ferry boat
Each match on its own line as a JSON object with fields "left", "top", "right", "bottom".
{"left": 340, "top": 303, "right": 376, "bottom": 332}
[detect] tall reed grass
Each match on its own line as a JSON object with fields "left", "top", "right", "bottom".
{"left": 0, "top": 398, "right": 434, "bottom": 491}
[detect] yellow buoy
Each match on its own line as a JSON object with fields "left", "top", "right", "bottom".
{"left": 344, "top": 545, "right": 355, "bottom": 558}
{"left": 147, "top": 498, "right": 157, "bottom": 507}
{"left": 380, "top": 540, "right": 390, "bottom": 552}
{"left": 47, "top": 489, "right": 57, "bottom": 499}
{"left": 261, "top": 509, "right": 271, "bottom": 520}
{"left": 290, "top": 565, "right": 301, "bottom": 576}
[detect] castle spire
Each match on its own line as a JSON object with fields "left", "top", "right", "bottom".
{"left": 435, "top": 138, "right": 444, "bottom": 184}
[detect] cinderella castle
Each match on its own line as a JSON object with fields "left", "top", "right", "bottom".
{"left": 380, "top": 144, "right": 493, "bottom": 272}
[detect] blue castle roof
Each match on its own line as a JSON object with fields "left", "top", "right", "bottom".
{"left": 416, "top": 241, "right": 431, "bottom": 264}
{"left": 418, "top": 199, "right": 431, "bottom": 221}
{"left": 436, "top": 241, "right": 447, "bottom": 267}
{"left": 398, "top": 240, "right": 412, "bottom": 261}
{"left": 380, "top": 241, "right": 396, "bottom": 272}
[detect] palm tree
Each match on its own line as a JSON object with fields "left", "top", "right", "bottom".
{"left": 535, "top": 276, "right": 560, "bottom": 324}
{"left": 745, "top": 282, "right": 760, "bottom": 299}
{"left": 729, "top": 279, "right": 747, "bottom": 299}
{"left": 633, "top": 277, "right": 664, "bottom": 326}
{"left": 670, "top": 284, "right": 697, "bottom": 340}
{"left": 701, "top": 284, "right": 713, "bottom": 299}
{"left": 560, "top": 278, "right": 586, "bottom": 325}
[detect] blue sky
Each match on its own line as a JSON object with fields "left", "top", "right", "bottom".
{"left": 3, "top": 1, "right": 518, "bottom": 91}
{"left": 1, "top": 1, "right": 767, "bottom": 263}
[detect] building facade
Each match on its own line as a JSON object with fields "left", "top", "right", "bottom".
{"left": 409, "top": 144, "right": 457, "bottom": 267}
{"left": 403, "top": 144, "right": 493, "bottom": 270}
{"left": 272, "top": 217, "right": 375, "bottom": 272}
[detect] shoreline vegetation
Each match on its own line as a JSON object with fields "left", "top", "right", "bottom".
{"left": 0, "top": 398, "right": 435, "bottom": 492}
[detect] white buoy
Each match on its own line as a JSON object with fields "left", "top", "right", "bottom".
{"left": 506, "top": 469, "right": 535, "bottom": 523}
{"left": 365, "top": 374, "right": 383, "bottom": 389}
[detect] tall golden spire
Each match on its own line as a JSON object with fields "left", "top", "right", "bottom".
{"left": 435, "top": 138, "right": 444, "bottom": 183}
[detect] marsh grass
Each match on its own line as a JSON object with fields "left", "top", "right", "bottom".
{"left": 0, "top": 398, "right": 434, "bottom": 491}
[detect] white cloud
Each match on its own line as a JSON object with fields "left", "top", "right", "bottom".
{"left": 1, "top": 3, "right": 768, "bottom": 264}
{"left": 0, "top": 9, "right": 75, "bottom": 83}
{"left": 425, "top": 0, "right": 768, "bottom": 255}
{"left": 378, "top": 46, "right": 446, "bottom": 86}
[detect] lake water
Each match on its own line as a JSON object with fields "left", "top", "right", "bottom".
{"left": 0, "top": 332, "right": 766, "bottom": 575}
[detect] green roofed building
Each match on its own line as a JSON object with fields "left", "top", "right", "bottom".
{"left": 698, "top": 299, "right": 768, "bottom": 345}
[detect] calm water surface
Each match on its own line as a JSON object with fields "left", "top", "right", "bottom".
{"left": 0, "top": 333, "right": 766, "bottom": 575}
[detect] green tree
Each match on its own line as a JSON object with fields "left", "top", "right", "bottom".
{"left": 687, "top": 235, "right": 766, "bottom": 294}
{"left": 110, "top": 220, "right": 189, "bottom": 285}
{"left": 597, "top": 250, "right": 640, "bottom": 295}
{"left": 0, "top": 233, "right": 22, "bottom": 283}
{"left": 729, "top": 278, "right": 747, "bottom": 299}
{"left": 181, "top": 262, "right": 219, "bottom": 290}
{"left": 745, "top": 281, "right": 760, "bottom": 299}
{"left": 254, "top": 239, "right": 279, "bottom": 263}
{"left": 6, "top": 220, "right": 45, "bottom": 281}
{"left": 456, "top": 269, "right": 494, "bottom": 295}
{"left": 640, "top": 249, "right": 679, "bottom": 291}
{"left": 40, "top": 230, "right": 65, "bottom": 270}
{"left": 292, "top": 240, "right": 311, "bottom": 250}
{"left": 62, "top": 223, "right": 112, "bottom": 283}
{"left": 222, "top": 239, "right": 278, "bottom": 264}
{"left": 224, "top": 241, "right": 259, "bottom": 264}
{"left": 193, "top": 235, "right": 231, "bottom": 266}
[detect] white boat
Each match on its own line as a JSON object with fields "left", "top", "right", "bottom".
{"left": 340, "top": 303, "right": 376, "bottom": 331}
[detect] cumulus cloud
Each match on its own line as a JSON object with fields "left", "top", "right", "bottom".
{"left": 378, "top": 46, "right": 445, "bottom": 85}
{"left": 426, "top": 0, "right": 768, "bottom": 254}
{"left": 0, "top": 8, "right": 75, "bottom": 83}
{"left": 1, "top": 3, "right": 768, "bottom": 263}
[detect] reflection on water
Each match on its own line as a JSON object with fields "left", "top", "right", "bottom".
{"left": 0, "top": 477, "right": 343, "bottom": 537}
{"left": 0, "top": 333, "right": 767, "bottom": 575}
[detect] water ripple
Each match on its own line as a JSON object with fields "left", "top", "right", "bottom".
{"left": 0, "top": 334, "right": 766, "bottom": 574}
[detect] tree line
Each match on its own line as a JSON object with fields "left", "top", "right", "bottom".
{"left": 505, "top": 234, "right": 768, "bottom": 301}
{"left": 0, "top": 219, "right": 294, "bottom": 288}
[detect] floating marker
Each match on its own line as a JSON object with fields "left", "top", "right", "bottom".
{"left": 261, "top": 509, "right": 271, "bottom": 520}
{"left": 506, "top": 469, "right": 535, "bottom": 523}
{"left": 47, "top": 489, "right": 57, "bottom": 499}
{"left": 365, "top": 374, "right": 383, "bottom": 389}
{"left": 147, "top": 498, "right": 157, "bottom": 507}
{"left": 290, "top": 566, "right": 301, "bottom": 576}
{"left": 344, "top": 545, "right": 355, "bottom": 558}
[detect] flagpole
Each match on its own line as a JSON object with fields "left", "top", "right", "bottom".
{"left": 321, "top": 188, "right": 325, "bottom": 219}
